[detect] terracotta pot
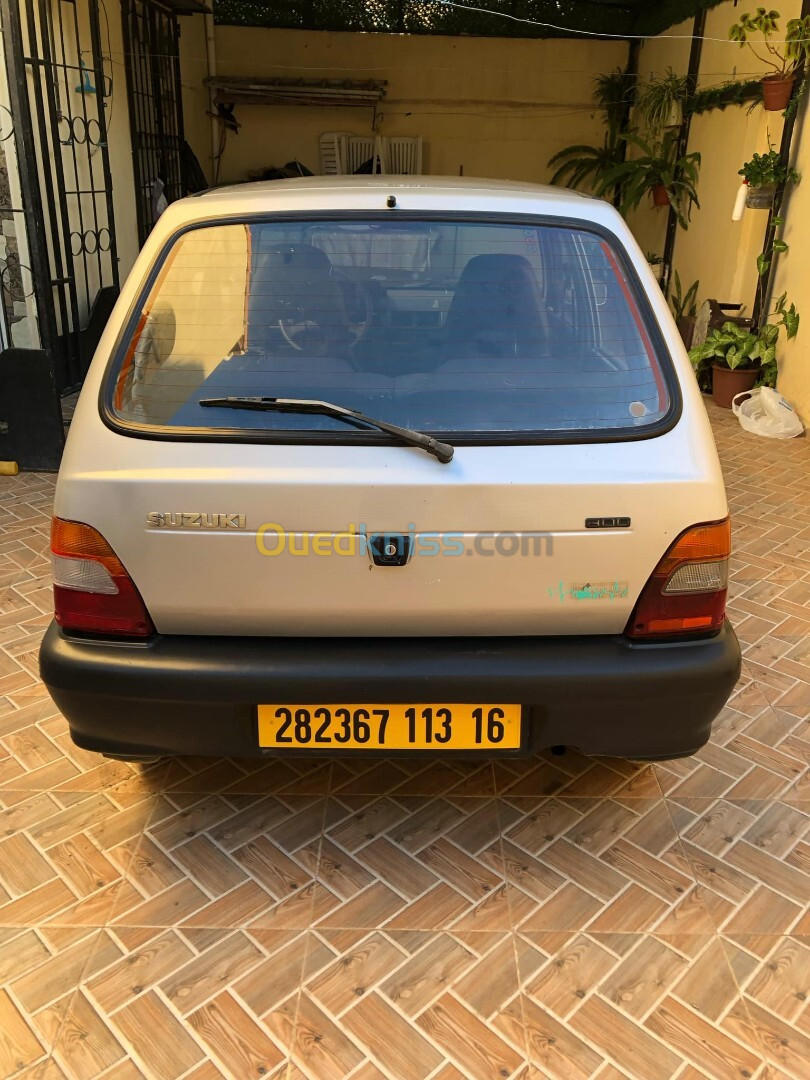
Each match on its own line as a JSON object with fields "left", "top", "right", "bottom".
{"left": 746, "top": 184, "right": 776, "bottom": 209}
{"left": 762, "top": 73, "right": 795, "bottom": 111}
{"left": 711, "top": 364, "right": 758, "bottom": 409}
{"left": 651, "top": 184, "right": 669, "bottom": 208}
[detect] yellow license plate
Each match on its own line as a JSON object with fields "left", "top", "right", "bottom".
{"left": 257, "top": 703, "right": 521, "bottom": 750}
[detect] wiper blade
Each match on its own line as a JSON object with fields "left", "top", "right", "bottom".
{"left": 198, "top": 396, "right": 455, "bottom": 464}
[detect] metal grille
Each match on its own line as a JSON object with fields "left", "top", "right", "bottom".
{"left": 0, "top": 0, "right": 120, "bottom": 393}
{"left": 121, "top": 0, "right": 185, "bottom": 248}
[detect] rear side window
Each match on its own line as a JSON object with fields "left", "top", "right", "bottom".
{"left": 108, "top": 217, "right": 671, "bottom": 438}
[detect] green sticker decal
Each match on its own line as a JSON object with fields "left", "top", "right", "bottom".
{"left": 569, "top": 581, "right": 630, "bottom": 601}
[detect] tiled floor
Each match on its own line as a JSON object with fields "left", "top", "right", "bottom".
{"left": 0, "top": 401, "right": 808, "bottom": 1080}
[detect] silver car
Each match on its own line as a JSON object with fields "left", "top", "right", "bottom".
{"left": 41, "top": 177, "right": 740, "bottom": 762}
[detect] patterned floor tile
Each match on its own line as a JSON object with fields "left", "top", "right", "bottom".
{"left": 0, "top": 406, "right": 809, "bottom": 1076}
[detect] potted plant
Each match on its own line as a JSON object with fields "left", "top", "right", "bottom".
{"left": 600, "top": 131, "right": 701, "bottom": 228}
{"left": 739, "top": 147, "right": 800, "bottom": 208}
{"left": 548, "top": 135, "right": 627, "bottom": 200}
{"left": 730, "top": 9, "right": 810, "bottom": 111}
{"left": 636, "top": 69, "right": 689, "bottom": 133}
{"left": 669, "top": 272, "right": 700, "bottom": 347}
{"left": 547, "top": 69, "right": 634, "bottom": 201}
{"left": 688, "top": 293, "right": 799, "bottom": 407}
{"left": 593, "top": 68, "right": 637, "bottom": 138}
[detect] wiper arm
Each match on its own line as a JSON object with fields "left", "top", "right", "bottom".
{"left": 198, "top": 396, "right": 455, "bottom": 464}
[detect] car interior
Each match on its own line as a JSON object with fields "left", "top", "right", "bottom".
{"left": 116, "top": 221, "right": 667, "bottom": 433}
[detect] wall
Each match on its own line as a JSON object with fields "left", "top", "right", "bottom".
{"left": 178, "top": 12, "right": 810, "bottom": 419}
{"left": 178, "top": 13, "right": 213, "bottom": 187}
{"left": 625, "top": 0, "right": 810, "bottom": 420}
{"left": 201, "top": 27, "right": 628, "bottom": 185}
{"left": 631, "top": 1, "right": 801, "bottom": 330}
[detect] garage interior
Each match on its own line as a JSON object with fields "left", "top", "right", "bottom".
{"left": 0, "top": 2, "right": 809, "bottom": 1078}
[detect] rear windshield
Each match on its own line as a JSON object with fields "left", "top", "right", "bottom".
{"left": 109, "top": 217, "right": 671, "bottom": 438}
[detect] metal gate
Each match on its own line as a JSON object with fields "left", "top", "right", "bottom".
{"left": 0, "top": 0, "right": 119, "bottom": 395}
{"left": 121, "top": 0, "right": 185, "bottom": 247}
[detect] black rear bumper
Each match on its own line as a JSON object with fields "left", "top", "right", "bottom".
{"left": 40, "top": 621, "right": 741, "bottom": 760}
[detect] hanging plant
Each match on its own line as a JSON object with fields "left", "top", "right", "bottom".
{"left": 593, "top": 68, "right": 636, "bottom": 141}
{"left": 599, "top": 131, "right": 701, "bottom": 229}
{"left": 739, "top": 147, "right": 800, "bottom": 208}
{"left": 547, "top": 136, "right": 628, "bottom": 201}
{"left": 636, "top": 69, "right": 689, "bottom": 133}
{"left": 729, "top": 9, "right": 810, "bottom": 111}
{"left": 687, "top": 79, "right": 764, "bottom": 114}
{"left": 547, "top": 68, "right": 635, "bottom": 202}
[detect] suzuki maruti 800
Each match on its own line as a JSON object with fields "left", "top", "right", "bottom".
{"left": 40, "top": 177, "right": 741, "bottom": 762}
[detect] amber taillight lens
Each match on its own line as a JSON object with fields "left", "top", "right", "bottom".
{"left": 51, "top": 518, "right": 154, "bottom": 638}
{"left": 625, "top": 518, "right": 731, "bottom": 639}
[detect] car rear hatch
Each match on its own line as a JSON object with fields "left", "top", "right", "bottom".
{"left": 54, "top": 438, "right": 724, "bottom": 637}
{"left": 56, "top": 206, "right": 728, "bottom": 638}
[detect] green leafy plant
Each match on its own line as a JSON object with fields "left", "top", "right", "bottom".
{"left": 599, "top": 131, "right": 701, "bottom": 228}
{"left": 756, "top": 210, "right": 793, "bottom": 304}
{"left": 547, "top": 136, "right": 627, "bottom": 197}
{"left": 773, "top": 291, "right": 800, "bottom": 340}
{"left": 689, "top": 295, "right": 799, "bottom": 389}
{"left": 739, "top": 148, "right": 800, "bottom": 186}
{"left": 689, "top": 322, "right": 774, "bottom": 372}
{"left": 636, "top": 69, "right": 689, "bottom": 133}
{"left": 547, "top": 69, "right": 634, "bottom": 200}
{"left": 593, "top": 68, "right": 636, "bottom": 140}
{"left": 645, "top": 252, "right": 664, "bottom": 265}
{"left": 729, "top": 9, "right": 810, "bottom": 78}
{"left": 669, "top": 272, "right": 699, "bottom": 320}
{"left": 783, "top": 73, "right": 808, "bottom": 119}
{"left": 687, "top": 79, "right": 763, "bottom": 114}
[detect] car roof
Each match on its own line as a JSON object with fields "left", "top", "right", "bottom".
{"left": 161, "top": 174, "right": 608, "bottom": 223}
{"left": 197, "top": 175, "right": 591, "bottom": 201}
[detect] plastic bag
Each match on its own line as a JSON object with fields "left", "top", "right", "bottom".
{"left": 732, "top": 387, "right": 804, "bottom": 439}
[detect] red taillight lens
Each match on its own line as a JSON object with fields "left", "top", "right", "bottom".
{"left": 51, "top": 518, "right": 154, "bottom": 638}
{"left": 625, "top": 518, "right": 731, "bottom": 639}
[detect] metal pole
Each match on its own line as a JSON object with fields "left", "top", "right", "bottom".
{"left": 751, "top": 0, "right": 810, "bottom": 327}
{"left": 613, "top": 38, "right": 640, "bottom": 209}
{"left": 661, "top": 8, "right": 706, "bottom": 296}
{"left": 31, "top": 0, "right": 83, "bottom": 387}
{"left": 88, "top": 0, "right": 120, "bottom": 289}
{"left": 172, "top": 14, "right": 186, "bottom": 196}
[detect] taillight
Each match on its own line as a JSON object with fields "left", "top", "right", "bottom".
{"left": 625, "top": 518, "right": 731, "bottom": 640}
{"left": 51, "top": 518, "right": 154, "bottom": 638}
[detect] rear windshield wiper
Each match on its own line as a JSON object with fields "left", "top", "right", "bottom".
{"left": 198, "top": 396, "right": 454, "bottom": 464}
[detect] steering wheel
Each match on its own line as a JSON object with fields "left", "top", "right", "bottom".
{"left": 273, "top": 282, "right": 373, "bottom": 354}
{"left": 276, "top": 300, "right": 329, "bottom": 354}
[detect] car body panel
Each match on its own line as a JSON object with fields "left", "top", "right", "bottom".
{"left": 59, "top": 178, "right": 725, "bottom": 637}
